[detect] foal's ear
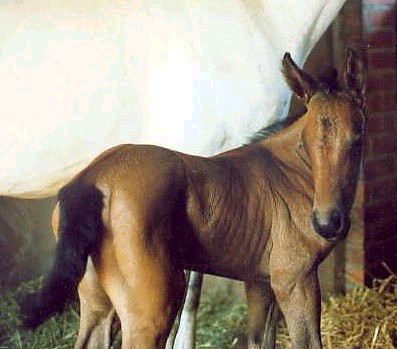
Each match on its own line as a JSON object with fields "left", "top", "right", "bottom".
{"left": 343, "top": 47, "right": 367, "bottom": 109}
{"left": 282, "top": 52, "right": 318, "bottom": 103}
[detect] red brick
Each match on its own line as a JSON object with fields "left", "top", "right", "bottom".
{"left": 365, "top": 30, "right": 395, "bottom": 49}
{"left": 368, "top": 51, "right": 396, "bottom": 69}
{"left": 364, "top": 6, "right": 396, "bottom": 30}
{"left": 368, "top": 71, "right": 395, "bottom": 85}
{"left": 367, "top": 91, "right": 397, "bottom": 112}
{"left": 366, "top": 177, "right": 397, "bottom": 203}
{"left": 367, "top": 74, "right": 396, "bottom": 93}
{"left": 383, "top": 112, "right": 397, "bottom": 132}
{"left": 366, "top": 212, "right": 395, "bottom": 231}
{"left": 368, "top": 133, "right": 397, "bottom": 156}
{"left": 364, "top": 199, "right": 395, "bottom": 222}
{"left": 365, "top": 115, "right": 396, "bottom": 142}
{"left": 365, "top": 113, "right": 387, "bottom": 133}
{"left": 365, "top": 156, "right": 396, "bottom": 180}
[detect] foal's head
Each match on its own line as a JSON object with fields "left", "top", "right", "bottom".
{"left": 283, "top": 48, "right": 366, "bottom": 241}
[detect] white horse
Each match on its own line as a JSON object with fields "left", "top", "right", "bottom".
{"left": 0, "top": 0, "right": 345, "bottom": 198}
{"left": 1, "top": 0, "right": 346, "bottom": 348}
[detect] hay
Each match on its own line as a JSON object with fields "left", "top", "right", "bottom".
{"left": 276, "top": 272, "right": 397, "bottom": 349}
{"left": 1, "top": 275, "right": 396, "bottom": 349}
{"left": 319, "top": 274, "right": 397, "bottom": 349}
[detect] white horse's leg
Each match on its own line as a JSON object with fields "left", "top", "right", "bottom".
{"left": 171, "top": 271, "right": 203, "bottom": 349}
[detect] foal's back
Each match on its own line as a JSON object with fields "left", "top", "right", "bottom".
{"left": 88, "top": 142, "right": 294, "bottom": 281}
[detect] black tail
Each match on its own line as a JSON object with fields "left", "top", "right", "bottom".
{"left": 19, "top": 182, "right": 104, "bottom": 329}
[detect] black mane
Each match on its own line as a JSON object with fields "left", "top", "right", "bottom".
{"left": 245, "top": 108, "right": 304, "bottom": 145}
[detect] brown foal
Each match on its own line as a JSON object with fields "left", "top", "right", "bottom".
{"left": 20, "top": 48, "right": 365, "bottom": 349}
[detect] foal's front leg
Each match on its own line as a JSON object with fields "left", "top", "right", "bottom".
{"left": 245, "top": 280, "right": 280, "bottom": 349}
{"left": 272, "top": 271, "right": 322, "bottom": 349}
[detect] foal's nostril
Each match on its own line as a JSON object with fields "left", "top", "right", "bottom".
{"left": 312, "top": 208, "right": 345, "bottom": 240}
{"left": 330, "top": 209, "right": 343, "bottom": 231}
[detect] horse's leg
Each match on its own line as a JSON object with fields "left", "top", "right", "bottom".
{"left": 97, "top": 227, "right": 186, "bottom": 349}
{"left": 172, "top": 271, "right": 203, "bottom": 349}
{"left": 245, "top": 280, "right": 280, "bottom": 349}
{"left": 111, "top": 266, "right": 185, "bottom": 349}
{"left": 272, "top": 271, "right": 322, "bottom": 349}
{"left": 165, "top": 273, "right": 193, "bottom": 349}
{"left": 74, "top": 258, "right": 115, "bottom": 349}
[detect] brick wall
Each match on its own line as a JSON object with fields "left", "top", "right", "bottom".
{"left": 362, "top": 0, "right": 397, "bottom": 282}
{"left": 341, "top": 0, "right": 397, "bottom": 287}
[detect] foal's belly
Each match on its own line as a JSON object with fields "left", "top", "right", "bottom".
{"left": 176, "top": 242, "right": 268, "bottom": 282}
{"left": 184, "top": 263, "right": 257, "bottom": 282}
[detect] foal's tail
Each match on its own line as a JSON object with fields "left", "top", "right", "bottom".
{"left": 19, "top": 182, "right": 104, "bottom": 329}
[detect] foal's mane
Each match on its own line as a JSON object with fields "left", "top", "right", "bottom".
{"left": 245, "top": 109, "right": 303, "bottom": 145}
{"left": 246, "top": 67, "right": 341, "bottom": 145}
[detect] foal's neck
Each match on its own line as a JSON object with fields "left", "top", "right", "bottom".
{"left": 260, "top": 114, "right": 313, "bottom": 190}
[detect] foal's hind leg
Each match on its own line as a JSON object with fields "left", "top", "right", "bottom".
{"left": 74, "top": 258, "right": 115, "bottom": 349}
{"left": 103, "top": 258, "right": 185, "bottom": 349}
{"left": 97, "top": 227, "right": 186, "bottom": 349}
{"left": 245, "top": 281, "right": 280, "bottom": 349}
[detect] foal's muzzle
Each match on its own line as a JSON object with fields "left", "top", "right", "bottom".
{"left": 312, "top": 208, "right": 351, "bottom": 241}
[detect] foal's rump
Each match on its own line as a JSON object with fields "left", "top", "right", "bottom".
{"left": 20, "top": 144, "right": 188, "bottom": 329}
